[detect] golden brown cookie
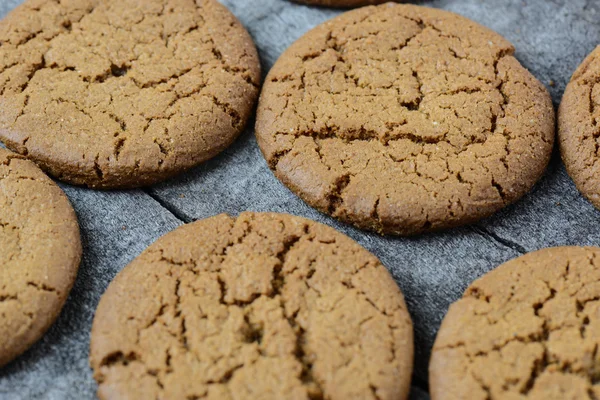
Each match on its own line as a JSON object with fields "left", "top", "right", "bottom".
{"left": 90, "top": 212, "right": 413, "bottom": 400}
{"left": 559, "top": 46, "right": 600, "bottom": 209}
{"left": 294, "top": 0, "right": 390, "bottom": 8}
{"left": 256, "top": 4, "right": 554, "bottom": 236}
{"left": 430, "top": 246, "right": 600, "bottom": 400}
{"left": 0, "top": 0, "right": 260, "bottom": 189}
{"left": 0, "top": 147, "right": 81, "bottom": 367}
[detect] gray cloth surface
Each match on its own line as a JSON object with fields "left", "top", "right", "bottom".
{"left": 0, "top": 0, "right": 599, "bottom": 398}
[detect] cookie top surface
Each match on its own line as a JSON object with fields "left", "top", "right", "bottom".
{"left": 294, "top": 0, "right": 389, "bottom": 8}
{"left": 256, "top": 3, "right": 554, "bottom": 235}
{"left": 430, "top": 246, "right": 600, "bottom": 400}
{"left": 559, "top": 46, "right": 600, "bottom": 209}
{"left": 0, "top": 0, "right": 260, "bottom": 189}
{"left": 90, "top": 212, "right": 413, "bottom": 400}
{"left": 0, "top": 147, "right": 81, "bottom": 367}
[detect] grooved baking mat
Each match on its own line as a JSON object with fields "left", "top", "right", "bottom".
{"left": 1, "top": 0, "right": 599, "bottom": 399}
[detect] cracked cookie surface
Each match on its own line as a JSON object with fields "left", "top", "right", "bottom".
{"left": 559, "top": 46, "right": 600, "bottom": 210}
{"left": 430, "top": 246, "right": 600, "bottom": 400}
{"left": 0, "top": 0, "right": 260, "bottom": 188}
{"left": 90, "top": 212, "right": 414, "bottom": 400}
{"left": 0, "top": 147, "right": 81, "bottom": 367}
{"left": 256, "top": 3, "right": 554, "bottom": 236}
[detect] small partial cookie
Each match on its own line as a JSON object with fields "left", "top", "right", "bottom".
{"left": 0, "top": 147, "right": 81, "bottom": 367}
{"left": 256, "top": 4, "right": 555, "bottom": 235}
{"left": 294, "top": 0, "right": 390, "bottom": 8}
{"left": 430, "top": 246, "right": 600, "bottom": 400}
{"left": 90, "top": 212, "right": 414, "bottom": 400}
{"left": 559, "top": 46, "right": 600, "bottom": 209}
{"left": 0, "top": 0, "right": 260, "bottom": 188}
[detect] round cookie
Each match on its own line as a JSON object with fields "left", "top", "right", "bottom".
{"left": 430, "top": 246, "right": 600, "bottom": 400}
{"left": 293, "top": 0, "right": 390, "bottom": 8}
{"left": 559, "top": 46, "right": 600, "bottom": 209}
{"left": 256, "top": 4, "right": 554, "bottom": 236}
{"left": 0, "top": 0, "right": 260, "bottom": 189}
{"left": 90, "top": 212, "right": 413, "bottom": 400}
{"left": 0, "top": 147, "right": 81, "bottom": 367}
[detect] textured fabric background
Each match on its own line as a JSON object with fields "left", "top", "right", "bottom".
{"left": 1, "top": 0, "right": 599, "bottom": 399}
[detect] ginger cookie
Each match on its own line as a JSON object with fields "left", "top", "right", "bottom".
{"left": 294, "top": 0, "right": 390, "bottom": 8}
{"left": 430, "top": 246, "right": 600, "bottom": 400}
{"left": 0, "top": 147, "right": 81, "bottom": 367}
{"left": 256, "top": 4, "right": 554, "bottom": 235}
{"left": 90, "top": 212, "right": 413, "bottom": 400}
{"left": 559, "top": 46, "right": 600, "bottom": 210}
{"left": 0, "top": 0, "right": 260, "bottom": 189}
